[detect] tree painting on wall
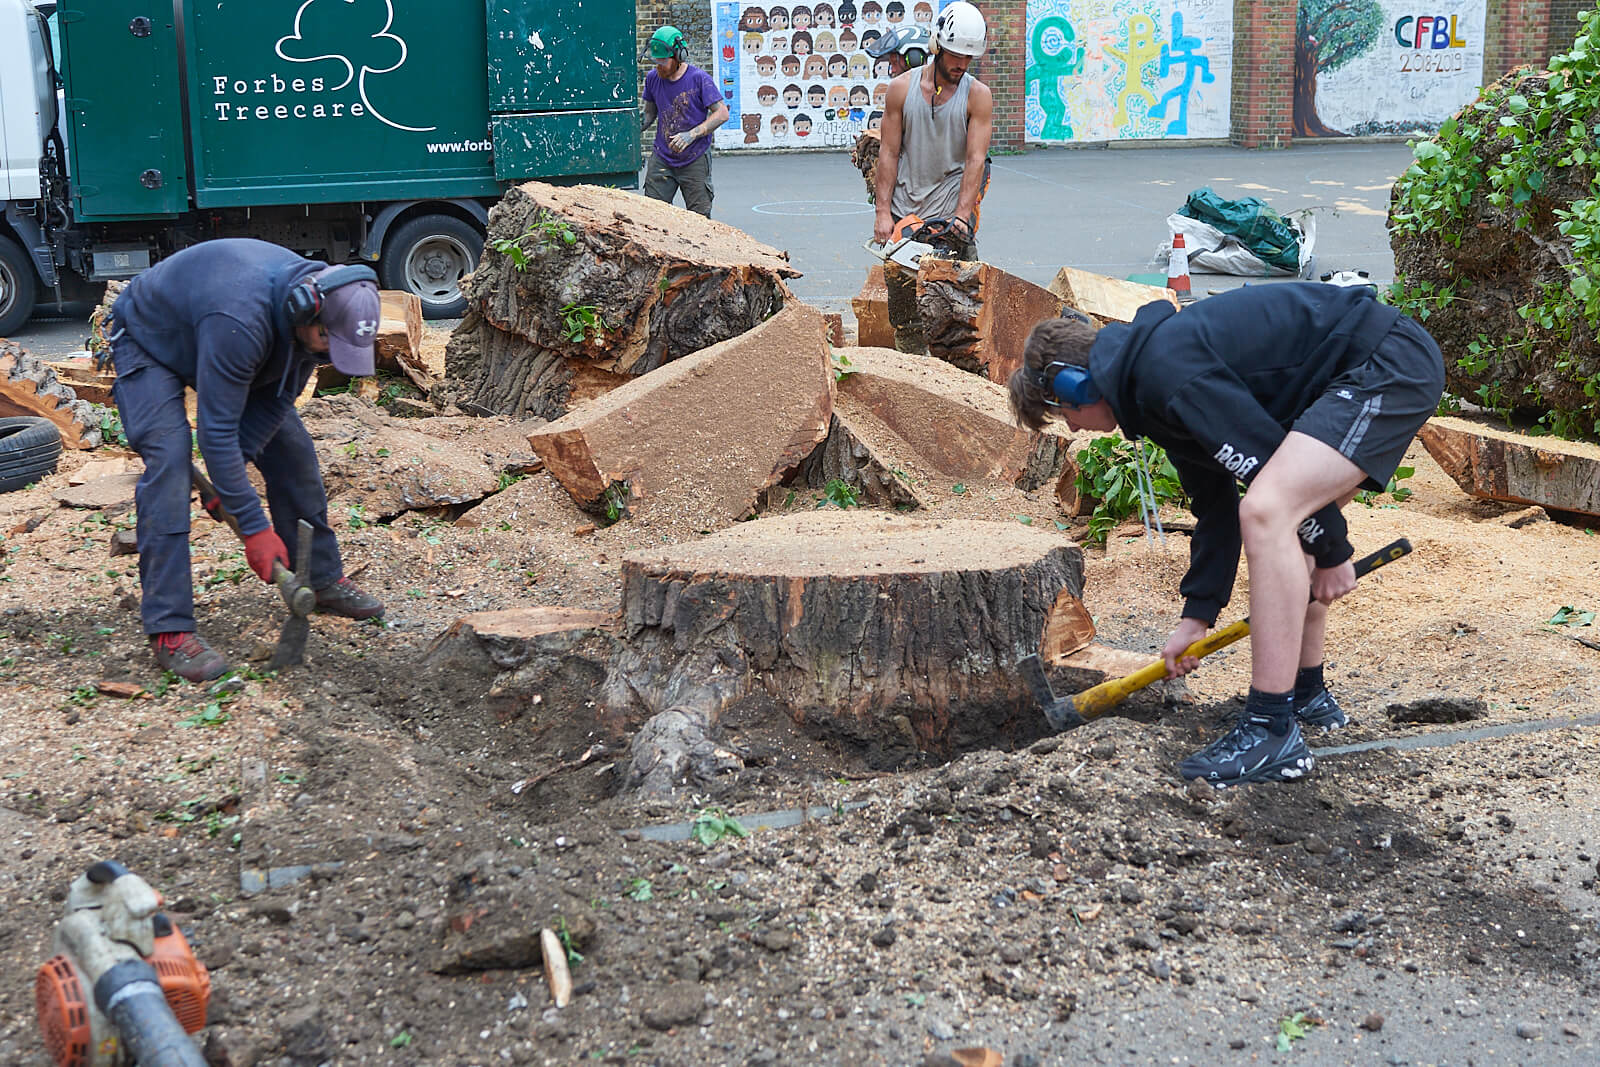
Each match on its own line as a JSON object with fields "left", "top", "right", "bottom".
{"left": 1294, "top": 0, "right": 1384, "bottom": 136}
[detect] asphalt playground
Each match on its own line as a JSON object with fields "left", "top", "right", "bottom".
{"left": 10, "top": 140, "right": 1420, "bottom": 358}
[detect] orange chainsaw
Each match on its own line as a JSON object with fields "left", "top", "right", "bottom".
{"left": 864, "top": 213, "right": 972, "bottom": 268}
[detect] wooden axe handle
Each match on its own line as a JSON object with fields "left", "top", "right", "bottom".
{"left": 1067, "top": 538, "right": 1413, "bottom": 722}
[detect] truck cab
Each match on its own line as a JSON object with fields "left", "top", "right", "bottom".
{"left": 0, "top": 0, "right": 640, "bottom": 336}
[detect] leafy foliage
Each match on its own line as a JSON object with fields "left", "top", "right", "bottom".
{"left": 691, "top": 808, "right": 749, "bottom": 846}
{"left": 1354, "top": 465, "right": 1415, "bottom": 507}
{"left": 1073, "top": 437, "right": 1187, "bottom": 545}
{"left": 1390, "top": 11, "right": 1600, "bottom": 436}
{"left": 1276, "top": 1011, "right": 1319, "bottom": 1052}
{"left": 559, "top": 303, "right": 607, "bottom": 344}
{"left": 818, "top": 478, "right": 860, "bottom": 509}
{"left": 489, "top": 211, "right": 578, "bottom": 271}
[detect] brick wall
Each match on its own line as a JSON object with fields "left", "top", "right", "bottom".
{"left": 1484, "top": 0, "right": 1553, "bottom": 82}
{"left": 632, "top": 1, "right": 1581, "bottom": 155}
{"left": 1228, "top": 0, "right": 1295, "bottom": 148}
{"left": 1546, "top": 0, "right": 1586, "bottom": 60}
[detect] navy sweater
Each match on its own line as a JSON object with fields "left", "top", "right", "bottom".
{"left": 1088, "top": 283, "right": 1401, "bottom": 625}
{"left": 113, "top": 240, "right": 325, "bottom": 537}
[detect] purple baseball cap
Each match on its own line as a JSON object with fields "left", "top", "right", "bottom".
{"left": 317, "top": 270, "right": 382, "bottom": 376}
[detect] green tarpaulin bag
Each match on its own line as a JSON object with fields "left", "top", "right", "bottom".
{"left": 1178, "top": 188, "right": 1302, "bottom": 273}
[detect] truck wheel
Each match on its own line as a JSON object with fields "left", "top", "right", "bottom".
{"left": 0, "top": 417, "right": 63, "bottom": 493}
{"left": 379, "top": 214, "right": 483, "bottom": 320}
{"left": 0, "top": 238, "right": 39, "bottom": 337}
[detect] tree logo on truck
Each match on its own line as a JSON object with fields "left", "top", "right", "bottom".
{"left": 274, "top": 0, "right": 436, "bottom": 132}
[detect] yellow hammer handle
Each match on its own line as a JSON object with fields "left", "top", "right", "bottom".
{"left": 1071, "top": 618, "right": 1252, "bottom": 719}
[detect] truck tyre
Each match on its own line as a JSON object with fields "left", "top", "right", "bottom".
{"left": 379, "top": 214, "right": 484, "bottom": 320}
{"left": 0, "top": 417, "right": 63, "bottom": 493}
{"left": 0, "top": 238, "right": 39, "bottom": 338}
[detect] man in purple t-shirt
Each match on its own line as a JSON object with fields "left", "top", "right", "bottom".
{"left": 640, "top": 26, "right": 729, "bottom": 217}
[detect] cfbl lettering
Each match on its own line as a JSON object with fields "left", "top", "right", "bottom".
{"left": 1394, "top": 15, "right": 1468, "bottom": 49}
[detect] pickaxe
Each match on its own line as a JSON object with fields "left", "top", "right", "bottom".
{"left": 190, "top": 464, "right": 315, "bottom": 669}
{"left": 1021, "top": 538, "right": 1414, "bottom": 731}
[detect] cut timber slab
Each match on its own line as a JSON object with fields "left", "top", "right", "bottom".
{"left": 44, "top": 358, "right": 116, "bottom": 406}
{"left": 1418, "top": 415, "right": 1600, "bottom": 519}
{"left": 918, "top": 260, "right": 1065, "bottom": 385}
{"left": 833, "top": 346, "right": 1070, "bottom": 490}
{"left": 425, "top": 607, "right": 616, "bottom": 674}
{"left": 1048, "top": 266, "right": 1180, "bottom": 323}
{"left": 529, "top": 303, "right": 833, "bottom": 529}
{"left": 783, "top": 405, "right": 937, "bottom": 511}
{"left": 375, "top": 290, "right": 428, "bottom": 389}
{"left": 443, "top": 181, "right": 797, "bottom": 421}
{"left": 424, "top": 606, "right": 617, "bottom": 723}
{"left": 0, "top": 340, "right": 102, "bottom": 449}
{"left": 606, "top": 511, "right": 1087, "bottom": 763}
{"left": 850, "top": 265, "right": 895, "bottom": 349}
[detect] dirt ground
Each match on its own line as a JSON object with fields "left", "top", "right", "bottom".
{"left": 2, "top": 344, "right": 1600, "bottom": 1066}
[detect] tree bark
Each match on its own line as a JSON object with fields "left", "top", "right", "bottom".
{"left": 441, "top": 181, "right": 798, "bottom": 421}
{"left": 603, "top": 512, "right": 1088, "bottom": 764}
{"left": 0, "top": 341, "right": 103, "bottom": 449}
{"left": 917, "top": 261, "right": 1066, "bottom": 385}
{"left": 1418, "top": 415, "right": 1600, "bottom": 519}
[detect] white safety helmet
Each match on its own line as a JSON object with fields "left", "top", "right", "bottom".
{"left": 932, "top": 1, "right": 986, "bottom": 58}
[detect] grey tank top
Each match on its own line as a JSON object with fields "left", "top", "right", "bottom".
{"left": 890, "top": 69, "right": 972, "bottom": 222}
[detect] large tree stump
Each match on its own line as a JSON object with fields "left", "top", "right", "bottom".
{"left": 1418, "top": 415, "right": 1600, "bottom": 519}
{"left": 603, "top": 512, "right": 1091, "bottom": 764}
{"left": 918, "top": 261, "right": 1066, "bottom": 385}
{"left": 834, "top": 346, "right": 1070, "bottom": 490}
{"left": 0, "top": 341, "right": 102, "bottom": 449}
{"left": 529, "top": 303, "right": 833, "bottom": 527}
{"left": 442, "top": 182, "right": 798, "bottom": 421}
{"left": 1048, "top": 266, "right": 1180, "bottom": 323}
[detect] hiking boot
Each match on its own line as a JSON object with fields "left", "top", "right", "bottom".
{"left": 1296, "top": 689, "right": 1348, "bottom": 731}
{"left": 1179, "top": 711, "right": 1314, "bottom": 787}
{"left": 151, "top": 631, "right": 230, "bottom": 683}
{"left": 314, "top": 577, "right": 384, "bottom": 620}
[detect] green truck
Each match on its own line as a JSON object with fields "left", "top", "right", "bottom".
{"left": 0, "top": 0, "right": 640, "bottom": 334}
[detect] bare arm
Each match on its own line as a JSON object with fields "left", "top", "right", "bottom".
{"left": 953, "top": 80, "right": 994, "bottom": 229}
{"left": 641, "top": 98, "right": 658, "bottom": 132}
{"left": 874, "top": 74, "right": 910, "bottom": 242}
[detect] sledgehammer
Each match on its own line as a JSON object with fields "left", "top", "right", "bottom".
{"left": 1022, "top": 537, "right": 1413, "bottom": 732}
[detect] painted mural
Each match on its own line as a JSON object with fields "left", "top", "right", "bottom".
{"left": 1295, "top": 0, "right": 1486, "bottom": 137}
{"left": 710, "top": 0, "right": 950, "bottom": 149}
{"left": 1024, "top": 0, "right": 1232, "bottom": 143}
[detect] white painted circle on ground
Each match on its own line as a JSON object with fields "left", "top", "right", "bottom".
{"left": 750, "top": 200, "right": 874, "bottom": 216}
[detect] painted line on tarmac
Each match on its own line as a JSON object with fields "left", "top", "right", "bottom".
{"left": 751, "top": 200, "right": 875, "bottom": 216}
{"left": 1315, "top": 711, "right": 1600, "bottom": 758}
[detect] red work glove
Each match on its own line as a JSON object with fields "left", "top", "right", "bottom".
{"left": 201, "top": 493, "right": 226, "bottom": 523}
{"left": 242, "top": 529, "right": 290, "bottom": 584}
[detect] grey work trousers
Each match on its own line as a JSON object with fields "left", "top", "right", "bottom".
{"left": 643, "top": 152, "right": 714, "bottom": 217}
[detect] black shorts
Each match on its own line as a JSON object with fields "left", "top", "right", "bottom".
{"left": 1292, "top": 314, "right": 1444, "bottom": 491}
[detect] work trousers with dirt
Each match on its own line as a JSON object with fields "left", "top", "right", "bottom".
{"left": 110, "top": 336, "right": 343, "bottom": 637}
{"left": 642, "top": 152, "right": 714, "bottom": 217}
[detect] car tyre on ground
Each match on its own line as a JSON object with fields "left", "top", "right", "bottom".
{"left": 0, "top": 416, "right": 63, "bottom": 493}
{"left": 378, "top": 213, "right": 484, "bottom": 320}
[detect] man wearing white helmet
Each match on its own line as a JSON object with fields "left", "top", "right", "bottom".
{"left": 873, "top": 0, "right": 992, "bottom": 351}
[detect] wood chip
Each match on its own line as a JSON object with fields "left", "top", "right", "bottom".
{"left": 952, "top": 1050, "right": 1004, "bottom": 1067}
{"left": 540, "top": 927, "right": 572, "bottom": 1008}
{"left": 97, "top": 680, "right": 148, "bottom": 699}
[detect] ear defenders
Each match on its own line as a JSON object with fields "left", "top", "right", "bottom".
{"left": 285, "top": 264, "right": 378, "bottom": 327}
{"left": 675, "top": 39, "right": 689, "bottom": 61}
{"left": 1037, "top": 307, "right": 1100, "bottom": 407}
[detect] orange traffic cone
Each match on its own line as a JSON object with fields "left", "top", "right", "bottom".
{"left": 1167, "top": 232, "right": 1192, "bottom": 300}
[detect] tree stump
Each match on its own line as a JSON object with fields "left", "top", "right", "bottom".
{"left": 442, "top": 182, "right": 798, "bottom": 421}
{"left": 0, "top": 341, "right": 103, "bottom": 450}
{"left": 603, "top": 512, "right": 1090, "bottom": 764}
{"left": 918, "top": 261, "right": 1066, "bottom": 385}
{"left": 1048, "top": 266, "right": 1179, "bottom": 323}
{"left": 1418, "top": 415, "right": 1600, "bottom": 519}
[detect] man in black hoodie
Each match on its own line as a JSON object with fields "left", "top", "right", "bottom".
{"left": 1009, "top": 284, "right": 1442, "bottom": 787}
{"left": 106, "top": 239, "right": 386, "bottom": 682}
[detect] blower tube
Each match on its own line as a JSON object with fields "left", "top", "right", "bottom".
{"left": 93, "top": 960, "right": 208, "bottom": 1067}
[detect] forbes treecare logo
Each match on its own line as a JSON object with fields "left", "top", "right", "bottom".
{"left": 270, "top": 0, "right": 436, "bottom": 132}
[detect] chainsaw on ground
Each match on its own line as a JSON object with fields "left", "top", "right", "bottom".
{"left": 864, "top": 213, "right": 971, "bottom": 269}
{"left": 35, "top": 861, "right": 210, "bottom": 1066}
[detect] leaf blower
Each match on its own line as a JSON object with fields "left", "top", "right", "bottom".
{"left": 35, "top": 861, "right": 211, "bottom": 1067}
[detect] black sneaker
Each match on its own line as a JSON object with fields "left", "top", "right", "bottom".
{"left": 1179, "top": 711, "right": 1314, "bottom": 787}
{"left": 1297, "top": 689, "right": 1348, "bottom": 731}
{"left": 151, "top": 631, "right": 230, "bottom": 683}
{"left": 314, "top": 577, "right": 384, "bottom": 619}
